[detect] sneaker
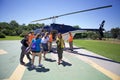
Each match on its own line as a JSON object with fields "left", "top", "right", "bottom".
{"left": 58, "top": 62, "right": 60, "bottom": 65}
{"left": 27, "top": 61, "right": 32, "bottom": 65}
{"left": 31, "top": 65, "right": 35, "bottom": 68}
{"left": 38, "top": 64, "right": 43, "bottom": 67}
{"left": 20, "top": 62, "right": 25, "bottom": 65}
{"left": 48, "top": 51, "right": 50, "bottom": 53}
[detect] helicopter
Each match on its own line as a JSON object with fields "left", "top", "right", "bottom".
{"left": 31, "top": 5, "right": 112, "bottom": 40}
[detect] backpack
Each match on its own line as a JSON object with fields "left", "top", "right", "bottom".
{"left": 31, "top": 39, "right": 37, "bottom": 50}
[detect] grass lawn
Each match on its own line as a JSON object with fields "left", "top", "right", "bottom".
{"left": 73, "top": 39, "right": 120, "bottom": 62}
{"left": 0, "top": 36, "right": 22, "bottom": 40}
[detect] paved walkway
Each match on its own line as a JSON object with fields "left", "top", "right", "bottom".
{"left": 0, "top": 40, "right": 120, "bottom": 80}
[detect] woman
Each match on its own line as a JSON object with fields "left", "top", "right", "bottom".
{"left": 56, "top": 33, "right": 65, "bottom": 65}
{"left": 41, "top": 32, "right": 49, "bottom": 59}
{"left": 30, "top": 33, "right": 42, "bottom": 68}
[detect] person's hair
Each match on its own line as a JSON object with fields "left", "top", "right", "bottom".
{"left": 44, "top": 32, "right": 49, "bottom": 38}
{"left": 58, "top": 33, "right": 62, "bottom": 39}
{"left": 35, "top": 33, "right": 40, "bottom": 39}
{"left": 24, "top": 33, "right": 28, "bottom": 38}
{"left": 41, "top": 29, "right": 44, "bottom": 32}
{"left": 69, "top": 32, "right": 73, "bottom": 36}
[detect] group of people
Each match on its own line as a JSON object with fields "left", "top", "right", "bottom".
{"left": 20, "top": 31, "right": 73, "bottom": 68}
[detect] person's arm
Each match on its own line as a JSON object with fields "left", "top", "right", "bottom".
{"left": 47, "top": 37, "right": 49, "bottom": 43}
{"left": 21, "top": 39, "right": 24, "bottom": 44}
{"left": 56, "top": 38, "right": 59, "bottom": 44}
{"left": 29, "top": 39, "right": 33, "bottom": 48}
{"left": 63, "top": 40, "right": 65, "bottom": 48}
{"left": 26, "top": 40, "right": 29, "bottom": 45}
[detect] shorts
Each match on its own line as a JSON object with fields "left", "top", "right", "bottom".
{"left": 32, "top": 51, "right": 41, "bottom": 53}
{"left": 42, "top": 43, "right": 48, "bottom": 51}
{"left": 57, "top": 48, "right": 63, "bottom": 59}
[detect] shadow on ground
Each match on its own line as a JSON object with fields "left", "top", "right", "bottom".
{"left": 65, "top": 50, "right": 120, "bottom": 64}
{"left": 44, "top": 58, "right": 56, "bottom": 62}
{"left": 61, "top": 60, "right": 72, "bottom": 67}
{"left": 25, "top": 62, "right": 50, "bottom": 72}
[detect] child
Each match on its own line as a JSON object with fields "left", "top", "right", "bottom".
{"left": 30, "top": 33, "right": 42, "bottom": 68}
{"left": 56, "top": 33, "right": 65, "bottom": 65}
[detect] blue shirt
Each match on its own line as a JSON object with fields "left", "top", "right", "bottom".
{"left": 31, "top": 38, "right": 41, "bottom": 52}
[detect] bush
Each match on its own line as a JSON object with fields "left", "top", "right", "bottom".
{"left": 0, "top": 32, "right": 6, "bottom": 38}
{"left": 20, "top": 31, "right": 29, "bottom": 37}
{"left": 87, "top": 31, "right": 99, "bottom": 40}
{"left": 74, "top": 33, "right": 82, "bottom": 39}
{"left": 91, "top": 33, "right": 99, "bottom": 40}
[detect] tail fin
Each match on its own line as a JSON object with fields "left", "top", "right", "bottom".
{"left": 99, "top": 20, "right": 105, "bottom": 40}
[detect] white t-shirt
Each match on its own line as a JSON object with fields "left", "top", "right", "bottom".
{"left": 41, "top": 37, "right": 49, "bottom": 44}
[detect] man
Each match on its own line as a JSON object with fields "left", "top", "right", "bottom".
{"left": 48, "top": 32, "right": 53, "bottom": 52}
{"left": 68, "top": 32, "right": 73, "bottom": 51}
{"left": 20, "top": 34, "right": 31, "bottom": 65}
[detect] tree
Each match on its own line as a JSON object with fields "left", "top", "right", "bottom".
{"left": 28, "top": 23, "right": 44, "bottom": 30}
{"left": 0, "top": 22, "right": 10, "bottom": 35}
{"left": 20, "top": 30, "right": 29, "bottom": 37}
{"left": 0, "top": 32, "right": 6, "bottom": 38}
{"left": 9, "top": 20, "right": 19, "bottom": 28}
{"left": 0, "top": 22, "right": 10, "bottom": 30}
{"left": 104, "top": 31, "right": 112, "bottom": 38}
{"left": 73, "top": 25, "right": 80, "bottom": 29}
{"left": 111, "top": 27, "right": 120, "bottom": 39}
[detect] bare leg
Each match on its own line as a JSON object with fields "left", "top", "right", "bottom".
{"left": 48, "top": 42, "right": 52, "bottom": 52}
{"left": 38, "top": 52, "right": 42, "bottom": 64}
{"left": 43, "top": 51, "right": 47, "bottom": 59}
{"left": 31, "top": 52, "right": 35, "bottom": 65}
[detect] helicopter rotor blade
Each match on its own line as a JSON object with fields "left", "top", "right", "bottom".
{"left": 57, "top": 5, "right": 112, "bottom": 17}
{"left": 32, "top": 17, "right": 53, "bottom": 22}
{"left": 31, "top": 5, "right": 112, "bottom": 22}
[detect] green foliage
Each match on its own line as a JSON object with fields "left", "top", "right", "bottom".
{"left": 73, "top": 25, "right": 80, "bottom": 29}
{"left": 0, "top": 20, "right": 119, "bottom": 40}
{"left": 104, "top": 31, "right": 112, "bottom": 38}
{"left": 20, "top": 30, "right": 29, "bottom": 37}
{"left": 87, "top": 31, "right": 99, "bottom": 40}
{"left": 81, "top": 32, "right": 87, "bottom": 38}
{"left": 10, "top": 20, "right": 19, "bottom": 28}
{"left": 28, "top": 23, "right": 44, "bottom": 30}
{"left": 0, "top": 32, "right": 6, "bottom": 38}
{"left": 74, "top": 31, "right": 99, "bottom": 40}
{"left": 111, "top": 27, "right": 120, "bottom": 39}
{"left": 74, "top": 33, "right": 81, "bottom": 39}
{"left": 0, "top": 20, "right": 45, "bottom": 37}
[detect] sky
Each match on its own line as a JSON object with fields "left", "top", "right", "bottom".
{"left": 0, "top": 0, "right": 120, "bottom": 31}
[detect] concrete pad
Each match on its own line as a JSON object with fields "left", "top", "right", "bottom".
{"left": 0, "top": 41, "right": 119, "bottom": 80}
{"left": 0, "top": 50, "right": 7, "bottom": 55}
